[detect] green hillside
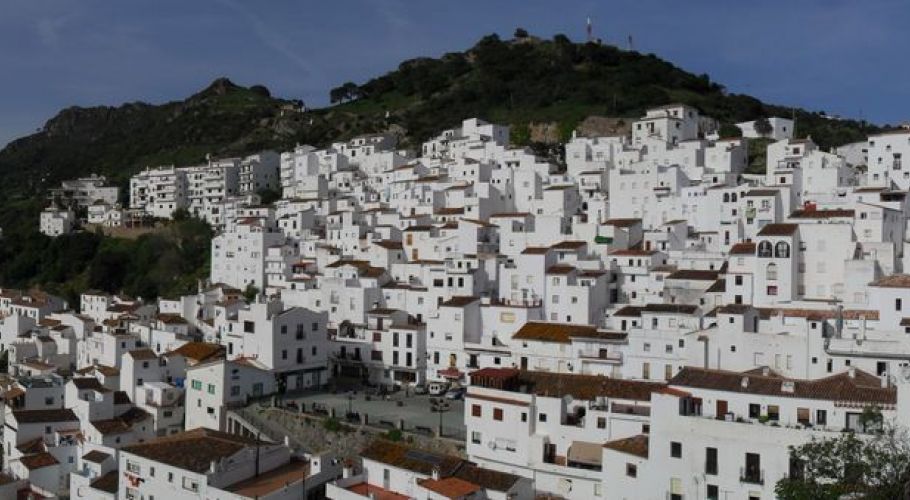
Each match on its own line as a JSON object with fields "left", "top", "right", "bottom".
{"left": 0, "top": 32, "right": 885, "bottom": 300}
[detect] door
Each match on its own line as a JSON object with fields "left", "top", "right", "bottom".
{"left": 716, "top": 400, "right": 728, "bottom": 420}
{"left": 520, "top": 357, "right": 528, "bottom": 370}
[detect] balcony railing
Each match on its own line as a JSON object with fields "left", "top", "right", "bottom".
{"left": 740, "top": 467, "right": 765, "bottom": 485}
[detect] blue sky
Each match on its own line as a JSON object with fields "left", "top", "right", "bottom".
{"left": 1, "top": 0, "right": 907, "bottom": 146}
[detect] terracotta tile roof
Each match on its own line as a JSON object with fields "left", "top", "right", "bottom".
{"left": 157, "top": 313, "right": 188, "bottom": 325}
{"left": 603, "top": 434, "right": 649, "bottom": 458}
{"left": 603, "top": 218, "right": 641, "bottom": 227}
{"left": 550, "top": 240, "right": 587, "bottom": 250}
{"left": 665, "top": 269, "right": 720, "bottom": 281}
{"left": 89, "top": 471, "right": 119, "bottom": 493}
{"left": 361, "top": 440, "right": 462, "bottom": 476}
{"left": 114, "top": 391, "right": 132, "bottom": 405}
{"left": 82, "top": 450, "right": 112, "bottom": 463}
{"left": 870, "top": 274, "right": 910, "bottom": 288}
{"left": 790, "top": 209, "right": 855, "bottom": 219}
{"left": 756, "top": 307, "right": 878, "bottom": 321}
{"left": 610, "top": 248, "right": 657, "bottom": 256}
{"left": 440, "top": 296, "right": 478, "bottom": 308}
{"left": 670, "top": 367, "right": 895, "bottom": 405}
{"left": 346, "top": 483, "right": 409, "bottom": 500}
{"left": 167, "top": 342, "right": 226, "bottom": 363}
{"left": 743, "top": 189, "right": 779, "bottom": 197}
{"left": 706, "top": 279, "right": 726, "bottom": 293}
{"left": 12, "top": 409, "right": 78, "bottom": 424}
{"left": 373, "top": 240, "right": 404, "bottom": 250}
{"left": 418, "top": 477, "right": 481, "bottom": 498}
{"left": 226, "top": 458, "right": 309, "bottom": 497}
{"left": 472, "top": 369, "right": 663, "bottom": 402}
{"left": 19, "top": 452, "right": 58, "bottom": 470}
{"left": 642, "top": 303, "right": 699, "bottom": 314}
{"left": 512, "top": 322, "right": 599, "bottom": 344}
{"left": 127, "top": 348, "right": 158, "bottom": 361}
{"left": 121, "top": 428, "right": 264, "bottom": 473}
{"left": 520, "top": 246, "right": 550, "bottom": 255}
{"left": 91, "top": 407, "right": 150, "bottom": 435}
{"left": 489, "top": 212, "right": 530, "bottom": 218}
{"left": 757, "top": 223, "right": 798, "bottom": 236}
{"left": 71, "top": 378, "right": 110, "bottom": 392}
{"left": 729, "top": 242, "right": 756, "bottom": 255}
{"left": 545, "top": 264, "right": 575, "bottom": 275}
{"left": 452, "top": 464, "right": 521, "bottom": 492}
{"left": 613, "top": 306, "right": 643, "bottom": 317}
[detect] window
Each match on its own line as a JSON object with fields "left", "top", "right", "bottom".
{"left": 706, "top": 447, "right": 718, "bottom": 475}
{"left": 642, "top": 362, "right": 650, "bottom": 380}
{"left": 207, "top": 384, "right": 215, "bottom": 395}
{"left": 539, "top": 413, "right": 547, "bottom": 422}
{"left": 521, "top": 413, "right": 527, "bottom": 422}
{"left": 126, "top": 461, "right": 140, "bottom": 473}
{"left": 766, "top": 263, "right": 778, "bottom": 281}
{"left": 149, "top": 466, "right": 155, "bottom": 477}
{"left": 493, "top": 408, "right": 503, "bottom": 421}
{"left": 670, "top": 441, "right": 682, "bottom": 458}
{"left": 472, "top": 405, "right": 481, "bottom": 417}
{"left": 191, "top": 380, "right": 202, "bottom": 390}
{"left": 749, "top": 403, "right": 761, "bottom": 419}
{"left": 626, "top": 463, "right": 637, "bottom": 478}
{"left": 707, "top": 484, "right": 719, "bottom": 500}
{"left": 817, "top": 409, "right": 827, "bottom": 426}
{"left": 758, "top": 241, "right": 773, "bottom": 258}
{"left": 775, "top": 241, "right": 790, "bottom": 258}
{"left": 768, "top": 405, "right": 780, "bottom": 421}
{"left": 471, "top": 431, "right": 481, "bottom": 444}
{"left": 183, "top": 477, "right": 200, "bottom": 492}
{"left": 898, "top": 299, "right": 903, "bottom": 311}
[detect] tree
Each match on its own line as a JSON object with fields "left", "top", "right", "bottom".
{"left": 329, "top": 82, "right": 360, "bottom": 104}
{"left": 514, "top": 28, "right": 529, "bottom": 39}
{"left": 242, "top": 284, "right": 259, "bottom": 303}
{"left": 775, "top": 421, "right": 910, "bottom": 500}
{"left": 754, "top": 116, "right": 773, "bottom": 137}
{"left": 718, "top": 122, "right": 743, "bottom": 138}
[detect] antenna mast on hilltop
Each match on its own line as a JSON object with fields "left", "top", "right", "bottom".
{"left": 627, "top": 35, "right": 634, "bottom": 51}
{"left": 586, "top": 17, "right": 594, "bottom": 42}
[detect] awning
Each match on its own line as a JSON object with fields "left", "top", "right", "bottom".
{"left": 438, "top": 367, "right": 464, "bottom": 380}
{"left": 568, "top": 441, "right": 603, "bottom": 466}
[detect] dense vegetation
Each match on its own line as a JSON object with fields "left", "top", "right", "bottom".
{"left": 0, "top": 32, "right": 887, "bottom": 298}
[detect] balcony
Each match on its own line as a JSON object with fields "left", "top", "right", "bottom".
{"left": 579, "top": 350, "right": 623, "bottom": 363}
{"left": 740, "top": 467, "right": 765, "bottom": 485}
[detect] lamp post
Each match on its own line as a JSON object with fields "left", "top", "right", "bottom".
{"left": 435, "top": 399, "right": 451, "bottom": 438}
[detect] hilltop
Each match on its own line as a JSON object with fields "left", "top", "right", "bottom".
{"left": 0, "top": 31, "right": 885, "bottom": 298}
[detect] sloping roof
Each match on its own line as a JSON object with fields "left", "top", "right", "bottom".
{"left": 90, "top": 471, "right": 119, "bottom": 493}
{"left": 603, "top": 435, "right": 649, "bottom": 458}
{"left": 670, "top": 367, "right": 895, "bottom": 405}
{"left": 12, "top": 409, "right": 78, "bottom": 424}
{"left": 472, "top": 369, "right": 663, "bottom": 402}
{"left": 19, "top": 452, "right": 58, "bottom": 470}
{"left": 361, "top": 440, "right": 463, "bottom": 476}
{"left": 790, "top": 209, "right": 855, "bottom": 219}
{"left": 665, "top": 270, "right": 720, "bottom": 281}
{"left": 71, "top": 378, "right": 110, "bottom": 392}
{"left": 452, "top": 464, "right": 520, "bottom": 492}
{"left": 512, "top": 322, "right": 599, "bottom": 344}
{"left": 757, "top": 223, "right": 798, "bottom": 236}
{"left": 729, "top": 242, "right": 756, "bottom": 255}
{"left": 121, "top": 428, "right": 262, "bottom": 473}
{"left": 440, "top": 296, "right": 479, "bottom": 308}
{"left": 418, "top": 477, "right": 481, "bottom": 498}
{"left": 613, "top": 306, "right": 643, "bottom": 317}
{"left": 127, "top": 348, "right": 158, "bottom": 361}
{"left": 642, "top": 303, "right": 699, "bottom": 314}
{"left": 870, "top": 274, "right": 910, "bottom": 289}
{"left": 82, "top": 450, "right": 112, "bottom": 464}
{"left": 603, "top": 218, "right": 641, "bottom": 227}
{"left": 167, "top": 342, "right": 226, "bottom": 363}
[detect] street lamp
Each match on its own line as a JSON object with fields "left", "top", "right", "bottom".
{"left": 434, "top": 398, "right": 451, "bottom": 438}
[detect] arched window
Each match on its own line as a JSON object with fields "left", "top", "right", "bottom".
{"left": 775, "top": 241, "right": 790, "bottom": 258}
{"left": 731, "top": 193, "right": 738, "bottom": 202}
{"left": 723, "top": 193, "right": 730, "bottom": 203}
{"left": 758, "top": 241, "right": 773, "bottom": 258}
{"left": 766, "top": 263, "right": 778, "bottom": 281}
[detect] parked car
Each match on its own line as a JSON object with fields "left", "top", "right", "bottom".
{"left": 445, "top": 387, "right": 466, "bottom": 400}
{"left": 413, "top": 384, "right": 428, "bottom": 395}
{"left": 428, "top": 382, "right": 450, "bottom": 396}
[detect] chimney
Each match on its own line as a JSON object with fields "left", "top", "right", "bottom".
{"left": 432, "top": 467, "right": 441, "bottom": 481}
{"left": 881, "top": 373, "right": 890, "bottom": 388}
{"left": 848, "top": 367, "right": 856, "bottom": 379}
{"left": 284, "top": 435, "right": 290, "bottom": 447}
{"left": 740, "top": 377, "right": 749, "bottom": 389}
{"left": 762, "top": 367, "right": 770, "bottom": 377}
{"left": 781, "top": 381, "right": 795, "bottom": 393}
{"left": 209, "top": 459, "right": 218, "bottom": 474}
